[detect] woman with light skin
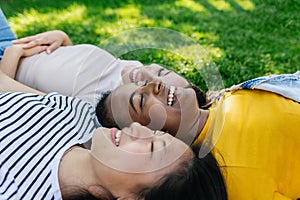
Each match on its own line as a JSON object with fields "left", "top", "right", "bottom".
{"left": 3, "top": 30, "right": 203, "bottom": 107}
{"left": 1, "top": 9, "right": 206, "bottom": 108}
{"left": 0, "top": 69, "right": 227, "bottom": 200}
{"left": 97, "top": 79, "right": 300, "bottom": 200}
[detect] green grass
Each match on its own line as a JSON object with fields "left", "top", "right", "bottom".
{"left": 2, "top": 0, "right": 300, "bottom": 90}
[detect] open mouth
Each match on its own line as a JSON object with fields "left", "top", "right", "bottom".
{"left": 167, "top": 86, "right": 176, "bottom": 106}
{"left": 111, "top": 129, "right": 122, "bottom": 147}
{"left": 130, "top": 68, "right": 139, "bottom": 83}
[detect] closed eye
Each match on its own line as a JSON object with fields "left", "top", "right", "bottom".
{"left": 139, "top": 94, "right": 144, "bottom": 110}
{"left": 158, "top": 68, "right": 172, "bottom": 77}
{"left": 143, "top": 80, "right": 149, "bottom": 86}
{"left": 150, "top": 139, "right": 166, "bottom": 153}
{"left": 151, "top": 141, "right": 154, "bottom": 152}
{"left": 157, "top": 68, "right": 164, "bottom": 76}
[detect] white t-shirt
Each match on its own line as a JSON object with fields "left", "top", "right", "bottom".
{"left": 16, "top": 44, "right": 142, "bottom": 106}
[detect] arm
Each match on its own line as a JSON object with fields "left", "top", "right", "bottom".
{"left": 12, "top": 30, "right": 73, "bottom": 54}
{"left": 0, "top": 44, "right": 47, "bottom": 79}
{"left": 0, "top": 69, "right": 45, "bottom": 95}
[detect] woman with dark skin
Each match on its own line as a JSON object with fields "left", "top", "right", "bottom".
{"left": 96, "top": 79, "right": 300, "bottom": 200}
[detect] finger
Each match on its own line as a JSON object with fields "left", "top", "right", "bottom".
{"left": 22, "top": 38, "right": 49, "bottom": 49}
{"left": 46, "top": 42, "right": 60, "bottom": 54}
{"left": 12, "top": 37, "right": 31, "bottom": 44}
{"left": 32, "top": 45, "right": 48, "bottom": 54}
{"left": 22, "top": 41, "right": 40, "bottom": 49}
{"left": 12, "top": 34, "right": 40, "bottom": 44}
{"left": 23, "top": 45, "right": 48, "bottom": 56}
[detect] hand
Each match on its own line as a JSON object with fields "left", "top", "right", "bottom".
{"left": 7, "top": 44, "right": 48, "bottom": 58}
{"left": 12, "top": 30, "right": 72, "bottom": 54}
{"left": 0, "top": 44, "right": 48, "bottom": 80}
{"left": 20, "top": 45, "right": 49, "bottom": 57}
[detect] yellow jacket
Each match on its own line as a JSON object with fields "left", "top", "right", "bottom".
{"left": 195, "top": 89, "right": 300, "bottom": 200}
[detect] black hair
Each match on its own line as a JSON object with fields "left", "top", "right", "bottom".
{"left": 189, "top": 83, "right": 207, "bottom": 109}
{"left": 138, "top": 144, "right": 227, "bottom": 200}
{"left": 62, "top": 146, "right": 226, "bottom": 200}
{"left": 96, "top": 91, "right": 119, "bottom": 128}
{"left": 62, "top": 185, "right": 115, "bottom": 200}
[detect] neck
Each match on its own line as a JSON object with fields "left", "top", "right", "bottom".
{"left": 58, "top": 146, "right": 99, "bottom": 198}
{"left": 188, "top": 109, "right": 210, "bottom": 144}
{"left": 176, "top": 109, "right": 209, "bottom": 145}
{"left": 195, "top": 109, "right": 209, "bottom": 138}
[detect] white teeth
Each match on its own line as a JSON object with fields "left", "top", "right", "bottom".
{"left": 168, "top": 86, "right": 175, "bottom": 106}
{"left": 115, "top": 130, "right": 121, "bottom": 146}
{"left": 131, "top": 68, "right": 138, "bottom": 82}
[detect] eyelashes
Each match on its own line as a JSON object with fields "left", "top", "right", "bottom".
{"left": 143, "top": 80, "right": 149, "bottom": 86}
{"left": 139, "top": 94, "right": 144, "bottom": 109}
{"left": 151, "top": 141, "right": 154, "bottom": 152}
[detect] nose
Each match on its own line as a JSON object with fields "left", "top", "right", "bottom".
{"left": 139, "top": 79, "right": 163, "bottom": 95}
{"left": 129, "top": 122, "right": 154, "bottom": 138}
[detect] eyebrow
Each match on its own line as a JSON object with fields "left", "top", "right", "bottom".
{"left": 129, "top": 91, "right": 137, "bottom": 113}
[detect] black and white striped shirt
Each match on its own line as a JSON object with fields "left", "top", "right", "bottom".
{"left": 0, "top": 92, "right": 97, "bottom": 200}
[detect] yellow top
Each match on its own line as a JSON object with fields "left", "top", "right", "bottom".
{"left": 195, "top": 89, "right": 300, "bottom": 200}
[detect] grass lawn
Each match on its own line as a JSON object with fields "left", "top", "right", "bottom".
{"left": 1, "top": 0, "right": 299, "bottom": 90}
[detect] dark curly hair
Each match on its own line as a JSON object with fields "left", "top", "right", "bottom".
{"left": 96, "top": 84, "right": 208, "bottom": 128}
{"left": 96, "top": 91, "right": 119, "bottom": 129}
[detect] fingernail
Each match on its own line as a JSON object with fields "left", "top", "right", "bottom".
{"left": 47, "top": 49, "right": 51, "bottom": 54}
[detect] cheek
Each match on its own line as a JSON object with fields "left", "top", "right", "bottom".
{"left": 161, "top": 76, "right": 188, "bottom": 87}
{"left": 147, "top": 104, "right": 168, "bottom": 130}
{"left": 129, "top": 111, "right": 151, "bottom": 127}
{"left": 122, "top": 143, "right": 150, "bottom": 153}
{"left": 163, "top": 109, "right": 182, "bottom": 134}
{"left": 120, "top": 144, "right": 153, "bottom": 168}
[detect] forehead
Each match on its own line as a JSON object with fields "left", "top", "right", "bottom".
{"left": 109, "top": 83, "right": 138, "bottom": 127}
{"left": 145, "top": 65, "right": 190, "bottom": 86}
{"left": 113, "top": 83, "right": 137, "bottom": 96}
{"left": 110, "top": 83, "right": 138, "bottom": 107}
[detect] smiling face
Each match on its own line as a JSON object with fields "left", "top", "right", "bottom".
{"left": 107, "top": 80, "right": 201, "bottom": 138}
{"left": 121, "top": 63, "right": 190, "bottom": 87}
{"left": 91, "top": 122, "right": 192, "bottom": 173}
{"left": 90, "top": 122, "right": 193, "bottom": 198}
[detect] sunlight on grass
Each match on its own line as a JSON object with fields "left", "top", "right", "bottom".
{"left": 191, "top": 31, "right": 219, "bottom": 42}
{"left": 3, "top": 0, "right": 298, "bottom": 88}
{"left": 104, "top": 5, "right": 140, "bottom": 18}
{"left": 234, "top": 0, "right": 255, "bottom": 10}
{"left": 208, "top": 0, "right": 232, "bottom": 11}
{"left": 96, "top": 5, "right": 157, "bottom": 37}
{"left": 175, "top": 0, "right": 206, "bottom": 12}
{"left": 9, "top": 4, "right": 86, "bottom": 34}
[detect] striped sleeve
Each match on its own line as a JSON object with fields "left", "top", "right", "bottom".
{"left": 0, "top": 92, "right": 97, "bottom": 199}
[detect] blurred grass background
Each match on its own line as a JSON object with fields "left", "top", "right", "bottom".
{"left": 1, "top": 0, "right": 299, "bottom": 90}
